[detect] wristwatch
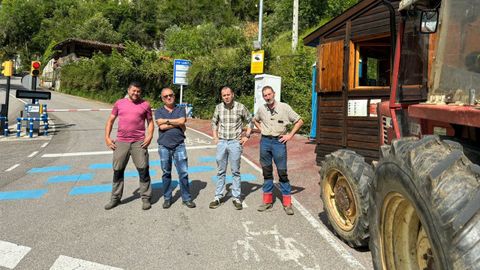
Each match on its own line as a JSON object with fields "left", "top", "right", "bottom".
{"left": 245, "top": 133, "right": 251, "bottom": 139}
{"left": 166, "top": 120, "right": 170, "bottom": 125}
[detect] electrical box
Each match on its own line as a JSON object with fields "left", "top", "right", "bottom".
{"left": 254, "top": 74, "right": 282, "bottom": 115}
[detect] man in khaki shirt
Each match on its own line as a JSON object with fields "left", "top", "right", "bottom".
{"left": 253, "top": 85, "right": 304, "bottom": 215}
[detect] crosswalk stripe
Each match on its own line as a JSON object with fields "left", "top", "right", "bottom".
{"left": 0, "top": 240, "right": 31, "bottom": 269}
{"left": 50, "top": 255, "right": 123, "bottom": 270}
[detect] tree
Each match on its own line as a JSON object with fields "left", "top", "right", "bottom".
{"left": 76, "top": 12, "right": 122, "bottom": 43}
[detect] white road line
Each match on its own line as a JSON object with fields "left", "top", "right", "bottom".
{"left": 50, "top": 255, "right": 123, "bottom": 270}
{"left": 188, "top": 126, "right": 365, "bottom": 269}
{"left": 0, "top": 240, "right": 31, "bottom": 269}
{"left": 42, "top": 145, "right": 216, "bottom": 158}
{"left": 28, "top": 151, "right": 39, "bottom": 158}
{"left": 5, "top": 164, "right": 20, "bottom": 172}
{"left": 41, "top": 142, "right": 48, "bottom": 148}
{"left": 10, "top": 93, "right": 27, "bottom": 104}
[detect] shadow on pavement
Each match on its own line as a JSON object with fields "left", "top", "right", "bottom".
{"left": 172, "top": 179, "right": 207, "bottom": 203}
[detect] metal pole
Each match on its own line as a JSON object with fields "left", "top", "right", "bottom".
{"left": 4, "top": 76, "right": 11, "bottom": 135}
{"left": 180, "top": 84, "right": 183, "bottom": 105}
{"left": 258, "top": 0, "right": 264, "bottom": 49}
{"left": 292, "top": 0, "right": 299, "bottom": 51}
{"left": 31, "top": 76, "right": 37, "bottom": 104}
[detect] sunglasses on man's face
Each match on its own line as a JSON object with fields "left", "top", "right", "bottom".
{"left": 162, "top": 94, "right": 174, "bottom": 99}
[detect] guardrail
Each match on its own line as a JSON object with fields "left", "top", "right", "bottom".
{"left": 16, "top": 116, "right": 49, "bottom": 138}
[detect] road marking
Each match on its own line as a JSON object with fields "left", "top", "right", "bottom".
{"left": 69, "top": 184, "right": 112, "bottom": 195}
{"left": 0, "top": 189, "right": 48, "bottom": 200}
{"left": 188, "top": 166, "right": 215, "bottom": 173}
{"left": 28, "top": 151, "right": 39, "bottom": 158}
{"left": 50, "top": 255, "right": 123, "bottom": 270}
{"left": 188, "top": 126, "right": 366, "bottom": 269}
{"left": 28, "top": 165, "right": 71, "bottom": 173}
{"left": 42, "top": 145, "right": 216, "bottom": 158}
{"left": 46, "top": 108, "right": 112, "bottom": 112}
{"left": 0, "top": 240, "right": 31, "bottom": 269}
{"left": 199, "top": 156, "right": 216, "bottom": 163}
{"left": 5, "top": 164, "right": 20, "bottom": 172}
{"left": 10, "top": 93, "right": 27, "bottom": 104}
{"left": 41, "top": 142, "right": 48, "bottom": 148}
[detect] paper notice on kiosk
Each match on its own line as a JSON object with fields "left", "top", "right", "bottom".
{"left": 347, "top": 99, "right": 368, "bottom": 117}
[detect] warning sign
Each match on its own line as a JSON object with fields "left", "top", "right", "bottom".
{"left": 250, "top": 50, "right": 264, "bottom": 74}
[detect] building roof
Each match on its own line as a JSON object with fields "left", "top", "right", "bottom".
{"left": 303, "top": 0, "right": 381, "bottom": 47}
{"left": 53, "top": 38, "right": 125, "bottom": 52}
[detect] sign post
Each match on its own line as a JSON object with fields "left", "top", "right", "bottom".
{"left": 173, "top": 59, "right": 191, "bottom": 104}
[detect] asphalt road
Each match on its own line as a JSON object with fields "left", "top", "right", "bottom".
{"left": 0, "top": 81, "right": 373, "bottom": 269}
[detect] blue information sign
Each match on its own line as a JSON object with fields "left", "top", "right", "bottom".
{"left": 173, "top": 59, "right": 191, "bottom": 85}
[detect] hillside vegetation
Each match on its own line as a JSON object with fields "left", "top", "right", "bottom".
{"left": 0, "top": 0, "right": 358, "bottom": 133}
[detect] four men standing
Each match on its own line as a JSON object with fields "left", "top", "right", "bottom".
{"left": 105, "top": 83, "right": 302, "bottom": 215}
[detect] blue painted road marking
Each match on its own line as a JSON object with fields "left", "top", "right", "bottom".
{"left": 69, "top": 184, "right": 111, "bottom": 195}
{"left": 88, "top": 163, "right": 111, "bottom": 170}
{"left": 28, "top": 166, "right": 71, "bottom": 174}
{"left": 188, "top": 166, "right": 215, "bottom": 174}
{"left": 199, "top": 156, "right": 216, "bottom": 163}
{"left": 211, "top": 174, "right": 257, "bottom": 183}
{"left": 149, "top": 160, "right": 161, "bottom": 167}
{"left": 47, "top": 173, "right": 94, "bottom": 183}
{"left": 125, "top": 170, "right": 157, "bottom": 178}
{"left": 0, "top": 189, "right": 48, "bottom": 200}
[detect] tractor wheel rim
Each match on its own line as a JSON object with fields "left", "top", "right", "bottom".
{"left": 380, "top": 192, "right": 435, "bottom": 270}
{"left": 324, "top": 169, "right": 357, "bottom": 231}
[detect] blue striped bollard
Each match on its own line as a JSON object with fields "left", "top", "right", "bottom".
{"left": 3, "top": 119, "right": 8, "bottom": 137}
{"left": 16, "top": 118, "right": 21, "bottom": 137}
{"left": 43, "top": 117, "right": 48, "bottom": 136}
{"left": 29, "top": 118, "right": 34, "bottom": 138}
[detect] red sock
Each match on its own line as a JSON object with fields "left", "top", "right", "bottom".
{"left": 282, "top": 195, "right": 291, "bottom": 207}
{"left": 263, "top": 193, "right": 273, "bottom": 204}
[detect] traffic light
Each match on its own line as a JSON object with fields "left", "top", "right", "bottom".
{"left": 1, "top": 60, "right": 13, "bottom": 77}
{"left": 31, "top": 61, "right": 41, "bottom": 76}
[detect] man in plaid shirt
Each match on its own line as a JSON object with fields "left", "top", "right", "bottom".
{"left": 210, "top": 86, "right": 252, "bottom": 210}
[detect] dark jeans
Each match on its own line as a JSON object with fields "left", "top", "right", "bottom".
{"left": 158, "top": 143, "right": 191, "bottom": 202}
{"left": 259, "top": 136, "right": 291, "bottom": 195}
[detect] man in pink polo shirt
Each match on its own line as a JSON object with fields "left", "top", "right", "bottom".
{"left": 104, "top": 81, "right": 154, "bottom": 210}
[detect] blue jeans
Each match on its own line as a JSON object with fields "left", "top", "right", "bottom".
{"left": 158, "top": 143, "right": 191, "bottom": 202}
{"left": 260, "top": 136, "right": 291, "bottom": 195}
{"left": 215, "top": 139, "right": 242, "bottom": 200}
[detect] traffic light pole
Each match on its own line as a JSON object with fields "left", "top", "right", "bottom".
{"left": 31, "top": 76, "right": 37, "bottom": 104}
{"left": 4, "top": 76, "right": 11, "bottom": 135}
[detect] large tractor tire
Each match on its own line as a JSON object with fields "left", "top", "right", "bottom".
{"left": 370, "top": 136, "right": 480, "bottom": 270}
{"left": 319, "top": 149, "right": 374, "bottom": 247}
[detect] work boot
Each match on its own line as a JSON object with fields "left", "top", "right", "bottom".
{"left": 183, "top": 200, "right": 196, "bottom": 208}
{"left": 257, "top": 203, "right": 273, "bottom": 212}
{"left": 163, "top": 200, "right": 171, "bottom": 209}
{"left": 258, "top": 192, "right": 273, "bottom": 212}
{"left": 283, "top": 205, "right": 294, "bottom": 215}
{"left": 209, "top": 198, "right": 221, "bottom": 209}
{"left": 104, "top": 200, "right": 120, "bottom": 210}
{"left": 282, "top": 195, "right": 293, "bottom": 215}
{"left": 232, "top": 198, "right": 243, "bottom": 210}
{"left": 142, "top": 199, "right": 151, "bottom": 210}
